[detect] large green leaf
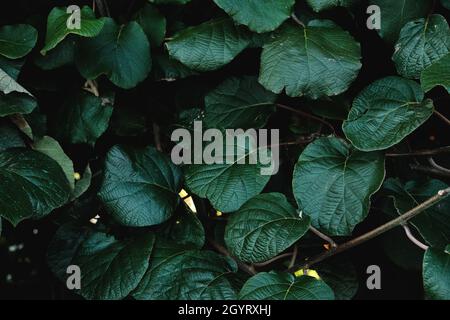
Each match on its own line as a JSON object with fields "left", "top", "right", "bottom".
{"left": 76, "top": 18, "right": 151, "bottom": 89}
{"left": 343, "top": 76, "right": 434, "bottom": 151}
{"left": 53, "top": 91, "right": 113, "bottom": 145}
{"left": 306, "top": 0, "right": 359, "bottom": 12}
{"left": 134, "top": 4, "right": 166, "bottom": 47}
{"left": 41, "top": 6, "right": 105, "bottom": 54}
{"left": 35, "top": 38, "right": 75, "bottom": 70}
{"left": 0, "top": 93, "right": 37, "bottom": 117}
{"left": 239, "top": 272, "right": 335, "bottom": 300}
{"left": 166, "top": 18, "right": 251, "bottom": 72}
{"left": 204, "top": 76, "right": 277, "bottom": 130}
{"left": 292, "top": 137, "right": 385, "bottom": 236}
{"left": 133, "top": 245, "right": 237, "bottom": 300}
{"left": 0, "top": 149, "right": 71, "bottom": 226}
{"left": 225, "top": 193, "right": 310, "bottom": 263}
{"left": 98, "top": 145, "right": 183, "bottom": 227}
{"left": 0, "top": 56, "right": 24, "bottom": 80}
{"left": 72, "top": 231, "right": 155, "bottom": 300}
{"left": 421, "top": 52, "right": 450, "bottom": 93}
{"left": 423, "top": 247, "right": 450, "bottom": 300}
{"left": 0, "top": 119, "right": 25, "bottom": 151}
{"left": 369, "top": 0, "right": 432, "bottom": 43}
{"left": 33, "top": 136, "right": 75, "bottom": 190}
{"left": 384, "top": 178, "right": 450, "bottom": 250}
{"left": 0, "top": 24, "right": 37, "bottom": 59}
{"left": 393, "top": 15, "right": 450, "bottom": 79}
{"left": 213, "top": 0, "right": 295, "bottom": 33}
{"left": 184, "top": 135, "right": 272, "bottom": 213}
{"left": 259, "top": 21, "right": 361, "bottom": 99}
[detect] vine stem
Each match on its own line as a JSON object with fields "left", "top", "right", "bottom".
{"left": 434, "top": 110, "right": 450, "bottom": 126}
{"left": 386, "top": 146, "right": 450, "bottom": 157}
{"left": 276, "top": 103, "right": 336, "bottom": 133}
{"left": 309, "top": 226, "right": 337, "bottom": 248}
{"left": 286, "top": 187, "right": 450, "bottom": 273}
{"left": 291, "top": 13, "right": 306, "bottom": 27}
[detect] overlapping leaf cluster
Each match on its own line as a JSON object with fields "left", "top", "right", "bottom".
{"left": 0, "top": 0, "right": 449, "bottom": 300}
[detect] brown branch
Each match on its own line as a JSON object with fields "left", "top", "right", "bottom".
{"left": 254, "top": 253, "right": 294, "bottom": 268}
{"left": 291, "top": 13, "right": 306, "bottom": 28}
{"left": 386, "top": 146, "right": 450, "bottom": 157}
{"left": 152, "top": 122, "right": 163, "bottom": 152}
{"left": 286, "top": 187, "right": 450, "bottom": 273}
{"left": 276, "top": 103, "right": 336, "bottom": 133}
{"left": 428, "top": 157, "right": 450, "bottom": 175}
{"left": 434, "top": 110, "right": 450, "bottom": 126}
{"left": 288, "top": 245, "right": 298, "bottom": 269}
{"left": 207, "top": 237, "right": 256, "bottom": 276}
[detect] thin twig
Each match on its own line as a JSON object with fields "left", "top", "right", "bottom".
{"left": 83, "top": 80, "right": 100, "bottom": 97}
{"left": 207, "top": 237, "right": 256, "bottom": 275}
{"left": 434, "top": 110, "right": 450, "bottom": 126}
{"left": 276, "top": 104, "right": 336, "bottom": 133}
{"left": 286, "top": 187, "right": 450, "bottom": 273}
{"left": 428, "top": 157, "right": 450, "bottom": 175}
{"left": 309, "top": 226, "right": 337, "bottom": 248}
{"left": 386, "top": 146, "right": 450, "bottom": 157}
{"left": 402, "top": 225, "right": 429, "bottom": 251}
{"left": 410, "top": 164, "right": 450, "bottom": 178}
{"left": 254, "top": 253, "right": 294, "bottom": 268}
{"left": 153, "top": 122, "right": 163, "bottom": 152}
{"left": 291, "top": 13, "right": 306, "bottom": 28}
{"left": 288, "top": 245, "right": 298, "bottom": 269}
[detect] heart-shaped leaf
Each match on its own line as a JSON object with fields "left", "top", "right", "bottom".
{"left": 225, "top": 193, "right": 310, "bottom": 263}
{"left": 343, "top": 76, "right": 434, "bottom": 151}
{"left": 292, "top": 137, "right": 385, "bottom": 236}
{"left": 98, "top": 145, "right": 183, "bottom": 227}
{"left": 259, "top": 21, "right": 361, "bottom": 99}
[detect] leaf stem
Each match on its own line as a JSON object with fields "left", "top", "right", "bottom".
{"left": 291, "top": 13, "right": 306, "bottom": 28}
{"left": 410, "top": 163, "right": 450, "bottom": 178}
{"left": 286, "top": 187, "right": 450, "bottom": 272}
{"left": 309, "top": 226, "right": 337, "bottom": 249}
{"left": 276, "top": 103, "right": 336, "bottom": 133}
{"left": 253, "top": 253, "right": 294, "bottom": 268}
{"left": 402, "top": 224, "right": 429, "bottom": 251}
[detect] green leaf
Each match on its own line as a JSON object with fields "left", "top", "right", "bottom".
{"left": 306, "top": 0, "right": 359, "bottom": 12}
{"left": 423, "top": 247, "right": 450, "bottom": 300}
{"left": 225, "top": 193, "right": 310, "bottom": 263}
{"left": 213, "top": 0, "right": 295, "bottom": 33}
{"left": 204, "top": 76, "right": 277, "bottom": 130}
{"left": 421, "top": 52, "right": 450, "bottom": 93}
{"left": 98, "top": 145, "right": 183, "bottom": 227}
{"left": 239, "top": 272, "right": 335, "bottom": 300}
{"left": 442, "top": 0, "right": 450, "bottom": 9}
{"left": 134, "top": 4, "right": 166, "bottom": 47}
{"left": 166, "top": 18, "right": 251, "bottom": 72}
{"left": 133, "top": 246, "right": 237, "bottom": 300}
{"left": 369, "top": 0, "right": 432, "bottom": 43}
{"left": 159, "top": 207, "right": 205, "bottom": 249}
{"left": 292, "top": 137, "right": 385, "bottom": 236}
{"left": 0, "top": 119, "right": 25, "bottom": 151}
{"left": 33, "top": 136, "right": 75, "bottom": 190}
{"left": 72, "top": 231, "right": 155, "bottom": 300}
{"left": 35, "top": 38, "right": 75, "bottom": 70}
{"left": 0, "top": 93, "right": 37, "bottom": 117}
{"left": 393, "top": 15, "right": 450, "bottom": 79}
{"left": 0, "top": 67, "right": 33, "bottom": 96}
{"left": 343, "top": 76, "right": 434, "bottom": 151}
{"left": 0, "top": 24, "right": 37, "bottom": 59}
{"left": 152, "top": 53, "right": 198, "bottom": 81}
{"left": 0, "top": 56, "right": 24, "bottom": 80}
{"left": 52, "top": 91, "right": 113, "bottom": 145}
{"left": 317, "top": 259, "right": 359, "bottom": 300}
{"left": 184, "top": 135, "right": 272, "bottom": 213}
{"left": 76, "top": 18, "right": 151, "bottom": 89}
{"left": 259, "top": 21, "right": 361, "bottom": 99}
{"left": 384, "top": 178, "right": 450, "bottom": 249}
{"left": 72, "top": 165, "right": 92, "bottom": 200}
{"left": 41, "top": 6, "right": 105, "bottom": 55}
{"left": 0, "top": 149, "right": 71, "bottom": 226}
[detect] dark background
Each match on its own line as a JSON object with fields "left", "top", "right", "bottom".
{"left": 0, "top": 0, "right": 449, "bottom": 300}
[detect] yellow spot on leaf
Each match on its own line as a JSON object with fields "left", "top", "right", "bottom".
{"left": 294, "top": 269, "right": 321, "bottom": 280}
